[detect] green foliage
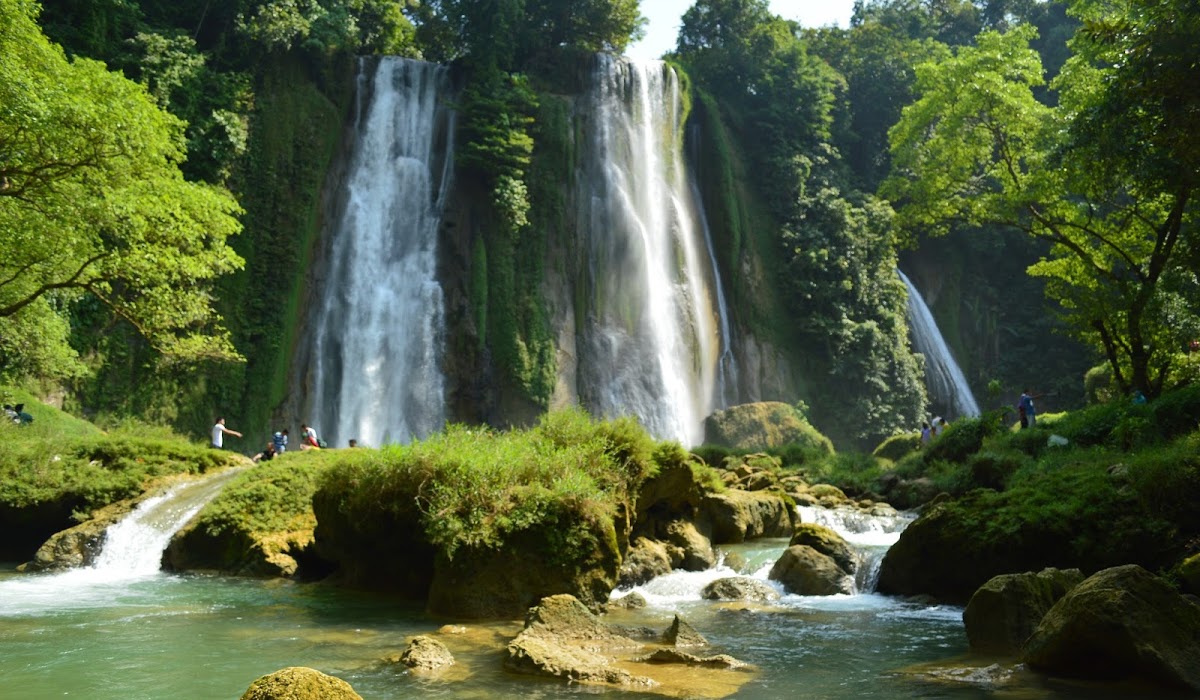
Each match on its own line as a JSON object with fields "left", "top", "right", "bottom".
{"left": 885, "top": 17, "right": 1200, "bottom": 400}
{"left": 194, "top": 455, "right": 328, "bottom": 538}
{"left": 0, "top": 0, "right": 245, "bottom": 381}
{"left": 316, "top": 409, "right": 659, "bottom": 562}
{"left": 872, "top": 431, "right": 920, "bottom": 462}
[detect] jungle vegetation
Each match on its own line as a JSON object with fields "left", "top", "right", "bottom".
{"left": 1, "top": 0, "right": 1195, "bottom": 451}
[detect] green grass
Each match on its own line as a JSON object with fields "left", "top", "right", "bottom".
{"left": 317, "top": 408, "right": 668, "bottom": 561}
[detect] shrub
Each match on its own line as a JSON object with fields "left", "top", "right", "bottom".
{"left": 872, "top": 432, "right": 921, "bottom": 462}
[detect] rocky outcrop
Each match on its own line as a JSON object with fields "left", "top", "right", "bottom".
{"left": 1022, "top": 565, "right": 1200, "bottom": 691}
{"left": 609, "top": 591, "right": 647, "bottom": 609}
{"left": 701, "top": 489, "right": 793, "bottom": 544}
{"left": 393, "top": 635, "right": 455, "bottom": 673}
{"left": 240, "top": 667, "right": 362, "bottom": 700}
{"left": 618, "top": 537, "right": 673, "bottom": 587}
{"left": 962, "top": 568, "right": 1084, "bottom": 655}
{"left": 662, "top": 614, "right": 708, "bottom": 647}
{"left": 661, "top": 519, "right": 716, "bottom": 572}
{"left": 703, "top": 402, "right": 833, "bottom": 453}
{"left": 21, "top": 502, "right": 129, "bottom": 571}
{"left": 768, "top": 544, "right": 854, "bottom": 596}
{"left": 788, "top": 524, "right": 858, "bottom": 577}
{"left": 640, "top": 649, "right": 747, "bottom": 669}
{"left": 701, "top": 577, "right": 780, "bottom": 604}
{"left": 504, "top": 594, "right": 651, "bottom": 687}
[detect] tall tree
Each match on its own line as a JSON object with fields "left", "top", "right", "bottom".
{"left": 884, "top": 16, "right": 1199, "bottom": 399}
{"left": 0, "top": 0, "right": 243, "bottom": 381}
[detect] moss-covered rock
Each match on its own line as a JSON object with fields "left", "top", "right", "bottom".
{"left": 788, "top": 523, "right": 858, "bottom": 576}
{"left": 240, "top": 667, "right": 361, "bottom": 700}
{"left": 700, "top": 576, "right": 780, "bottom": 603}
{"left": 962, "top": 568, "right": 1084, "bottom": 655}
{"left": 768, "top": 544, "right": 854, "bottom": 596}
{"left": 618, "top": 537, "right": 673, "bottom": 587}
{"left": 1022, "top": 565, "right": 1200, "bottom": 691}
{"left": 393, "top": 635, "right": 455, "bottom": 673}
{"left": 1180, "top": 553, "right": 1200, "bottom": 595}
{"left": 703, "top": 402, "right": 833, "bottom": 453}
{"left": 701, "top": 489, "right": 793, "bottom": 544}
{"left": 872, "top": 432, "right": 921, "bottom": 462}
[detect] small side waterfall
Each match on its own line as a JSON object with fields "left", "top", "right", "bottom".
{"left": 796, "top": 505, "right": 915, "bottom": 593}
{"left": 574, "top": 55, "right": 731, "bottom": 445}
{"left": 899, "top": 270, "right": 981, "bottom": 419}
{"left": 306, "top": 57, "right": 455, "bottom": 448}
{"left": 0, "top": 469, "right": 242, "bottom": 612}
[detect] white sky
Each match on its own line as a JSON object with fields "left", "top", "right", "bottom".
{"left": 627, "top": 0, "right": 856, "bottom": 60}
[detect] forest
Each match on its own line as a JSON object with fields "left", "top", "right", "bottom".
{"left": 1, "top": 0, "right": 1197, "bottom": 446}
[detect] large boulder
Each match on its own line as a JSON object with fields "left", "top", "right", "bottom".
{"left": 1022, "top": 565, "right": 1200, "bottom": 691}
{"left": 618, "top": 537, "right": 673, "bottom": 587}
{"left": 505, "top": 594, "right": 651, "bottom": 687}
{"left": 962, "top": 568, "right": 1084, "bottom": 655}
{"left": 22, "top": 508, "right": 124, "bottom": 571}
{"left": 240, "top": 667, "right": 362, "bottom": 700}
{"left": 788, "top": 524, "right": 858, "bottom": 576}
{"left": 662, "top": 519, "right": 715, "bottom": 572}
{"left": 768, "top": 545, "right": 854, "bottom": 596}
{"left": 703, "top": 402, "right": 833, "bottom": 453}
{"left": 701, "top": 577, "right": 780, "bottom": 604}
{"left": 701, "top": 489, "right": 793, "bottom": 544}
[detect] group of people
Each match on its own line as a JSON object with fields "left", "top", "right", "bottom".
{"left": 210, "top": 418, "right": 339, "bottom": 461}
{"left": 918, "top": 416, "right": 948, "bottom": 447}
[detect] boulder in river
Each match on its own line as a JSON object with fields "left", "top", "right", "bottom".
{"left": 701, "top": 577, "right": 781, "bottom": 604}
{"left": 962, "top": 568, "right": 1084, "bottom": 655}
{"left": 240, "top": 666, "right": 362, "bottom": 700}
{"left": 1022, "top": 565, "right": 1200, "bottom": 691}
{"left": 768, "top": 544, "right": 854, "bottom": 596}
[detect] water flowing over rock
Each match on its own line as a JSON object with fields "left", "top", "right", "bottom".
{"left": 900, "top": 270, "right": 980, "bottom": 419}
{"left": 572, "top": 55, "right": 732, "bottom": 445}
{"left": 303, "top": 57, "right": 455, "bottom": 447}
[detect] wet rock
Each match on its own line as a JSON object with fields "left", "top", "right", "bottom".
{"left": 240, "top": 666, "right": 362, "bottom": 700}
{"left": 394, "top": 635, "right": 454, "bottom": 673}
{"left": 609, "top": 591, "right": 648, "bottom": 609}
{"left": 788, "top": 523, "right": 858, "bottom": 576}
{"left": 662, "top": 614, "right": 708, "bottom": 647}
{"left": 1022, "top": 565, "right": 1200, "bottom": 691}
{"left": 618, "top": 537, "right": 673, "bottom": 587}
{"left": 701, "top": 576, "right": 780, "bottom": 604}
{"left": 702, "top": 489, "right": 793, "bottom": 544}
{"left": 962, "top": 568, "right": 1084, "bottom": 655}
{"left": 807, "top": 484, "right": 849, "bottom": 508}
{"left": 641, "top": 649, "right": 748, "bottom": 669}
{"left": 768, "top": 545, "right": 854, "bottom": 596}
{"left": 505, "top": 595, "right": 652, "bottom": 688}
{"left": 663, "top": 520, "right": 715, "bottom": 571}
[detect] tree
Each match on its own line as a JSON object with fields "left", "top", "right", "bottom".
{"left": 0, "top": 0, "right": 244, "bottom": 381}
{"left": 883, "top": 17, "right": 1199, "bottom": 399}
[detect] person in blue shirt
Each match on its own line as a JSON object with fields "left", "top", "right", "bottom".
{"left": 273, "top": 429, "right": 289, "bottom": 454}
{"left": 1019, "top": 389, "right": 1043, "bottom": 429}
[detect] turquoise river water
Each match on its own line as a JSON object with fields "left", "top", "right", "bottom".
{"left": 0, "top": 503, "right": 1172, "bottom": 699}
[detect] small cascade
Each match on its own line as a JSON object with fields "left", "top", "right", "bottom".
{"left": 0, "top": 468, "right": 242, "bottom": 614}
{"left": 305, "top": 57, "right": 455, "bottom": 448}
{"left": 616, "top": 505, "right": 915, "bottom": 603}
{"left": 574, "top": 55, "right": 732, "bottom": 445}
{"left": 899, "top": 270, "right": 981, "bottom": 419}
{"left": 795, "top": 505, "right": 916, "bottom": 592}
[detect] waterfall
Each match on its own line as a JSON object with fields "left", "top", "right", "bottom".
{"left": 899, "top": 270, "right": 981, "bottom": 419}
{"left": 306, "top": 57, "right": 455, "bottom": 448}
{"left": 795, "top": 505, "right": 916, "bottom": 592}
{"left": 574, "top": 55, "right": 731, "bottom": 445}
{"left": 0, "top": 469, "right": 242, "bottom": 612}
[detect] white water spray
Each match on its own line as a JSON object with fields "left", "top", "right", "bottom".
{"left": 0, "top": 469, "right": 242, "bottom": 614}
{"left": 307, "top": 58, "right": 455, "bottom": 447}
{"left": 900, "top": 270, "right": 981, "bottom": 419}
{"left": 574, "top": 55, "right": 731, "bottom": 445}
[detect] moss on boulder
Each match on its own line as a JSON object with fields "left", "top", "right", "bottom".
{"left": 962, "top": 567, "right": 1084, "bottom": 655}
{"left": 703, "top": 402, "right": 833, "bottom": 453}
{"left": 240, "top": 667, "right": 361, "bottom": 700}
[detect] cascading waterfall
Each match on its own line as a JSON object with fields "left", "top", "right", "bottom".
{"left": 795, "top": 505, "right": 916, "bottom": 592}
{"left": 574, "top": 55, "right": 731, "bottom": 445}
{"left": 306, "top": 57, "right": 455, "bottom": 448}
{"left": 0, "top": 469, "right": 242, "bottom": 611}
{"left": 900, "top": 270, "right": 981, "bottom": 419}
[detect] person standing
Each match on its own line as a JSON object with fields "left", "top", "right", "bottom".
{"left": 920, "top": 422, "right": 932, "bottom": 447}
{"left": 1018, "top": 389, "right": 1042, "bottom": 429}
{"left": 211, "top": 417, "right": 242, "bottom": 448}
{"left": 273, "top": 429, "right": 289, "bottom": 454}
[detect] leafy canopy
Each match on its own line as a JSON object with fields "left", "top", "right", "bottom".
{"left": 0, "top": 0, "right": 244, "bottom": 381}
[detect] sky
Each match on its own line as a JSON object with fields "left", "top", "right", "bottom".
{"left": 626, "top": 0, "right": 857, "bottom": 60}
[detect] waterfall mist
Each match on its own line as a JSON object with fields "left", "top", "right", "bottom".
{"left": 900, "top": 270, "right": 981, "bottom": 419}
{"left": 305, "top": 58, "right": 455, "bottom": 448}
{"left": 573, "top": 55, "right": 733, "bottom": 445}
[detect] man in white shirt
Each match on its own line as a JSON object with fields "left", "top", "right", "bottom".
{"left": 211, "top": 417, "right": 242, "bottom": 449}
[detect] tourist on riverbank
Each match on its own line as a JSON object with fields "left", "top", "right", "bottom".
{"left": 211, "top": 417, "right": 242, "bottom": 449}
{"left": 272, "top": 429, "right": 288, "bottom": 454}
{"left": 1018, "top": 389, "right": 1043, "bottom": 428}
{"left": 301, "top": 423, "right": 321, "bottom": 450}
